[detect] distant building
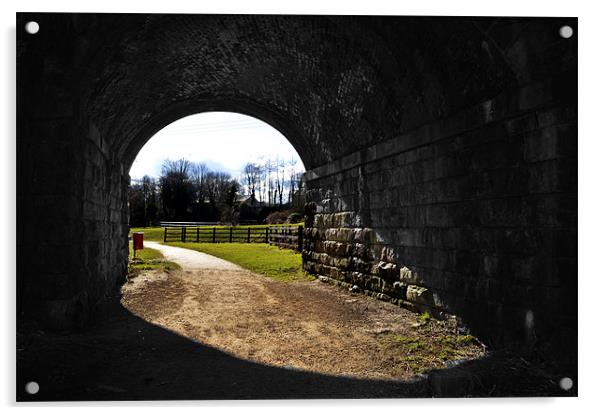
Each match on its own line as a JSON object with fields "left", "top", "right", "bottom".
{"left": 236, "top": 194, "right": 266, "bottom": 208}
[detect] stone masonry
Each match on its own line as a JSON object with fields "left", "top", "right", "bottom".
{"left": 17, "top": 14, "right": 576, "bottom": 362}
{"left": 302, "top": 78, "right": 576, "bottom": 354}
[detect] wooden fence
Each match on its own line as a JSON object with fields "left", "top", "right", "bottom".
{"left": 163, "top": 225, "right": 304, "bottom": 251}
{"left": 267, "top": 226, "right": 304, "bottom": 252}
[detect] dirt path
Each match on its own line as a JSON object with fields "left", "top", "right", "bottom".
{"left": 144, "top": 241, "right": 243, "bottom": 270}
{"left": 122, "top": 242, "right": 481, "bottom": 380}
{"left": 18, "top": 244, "right": 568, "bottom": 400}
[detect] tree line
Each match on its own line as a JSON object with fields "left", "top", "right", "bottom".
{"left": 242, "top": 157, "right": 302, "bottom": 206}
{"left": 129, "top": 157, "right": 304, "bottom": 227}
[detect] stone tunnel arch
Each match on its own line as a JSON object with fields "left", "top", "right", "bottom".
{"left": 17, "top": 13, "right": 577, "bottom": 361}
{"left": 122, "top": 102, "right": 310, "bottom": 175}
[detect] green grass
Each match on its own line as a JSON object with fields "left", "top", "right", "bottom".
{"left": 165, "top": 242, "right": 313, "bottom": 283}
{"left": 128, "top": 242, "right": 180, "bottom": 271}
{"left": 418, "top": 311, "right": 431, "bottom": 324}
{"left": 129, "top": 227, "right": 166, "bottom": 241}
{"left": 391, "top": 335, "right": 426, "bottom": 352}
{"left": 384, "top": 332, "right": 482, "bottom": 374}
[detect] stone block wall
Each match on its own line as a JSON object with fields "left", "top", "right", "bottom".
{"left": 17, "top": 116, "right": 89, "bottom": 329}
{"left": 17, "top": 14, "right": 133, "bottom": 329}
{"left": 17, "top": 116, "right": 129, "bottom": 329}
{"left": 303, "top": 77, "right": 577, "bottom": 353}
{"left": 79, "top": 122, "right": 130, "bottom": 324}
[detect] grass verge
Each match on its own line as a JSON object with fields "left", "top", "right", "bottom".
{"left": 165, "top": 242, "right": 313, "bottom": 283}
{"left": 128, "top": 242, "right": 180, "bottom": 272}
{"left": 129, "top": 227, "right": 165, "bottom": 241}
{"left": 378, "top": 314, "right": 486, "bottom": 375}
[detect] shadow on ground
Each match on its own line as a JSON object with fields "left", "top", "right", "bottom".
{"left": 16, "top": 303, "right": 576, "bottom": 401}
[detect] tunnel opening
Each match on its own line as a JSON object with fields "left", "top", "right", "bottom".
{"left": 121, "top": 111, "right": 491, "bottom": 382}
{"left": 126, "top": 111, "right": 307, "bottom": 227}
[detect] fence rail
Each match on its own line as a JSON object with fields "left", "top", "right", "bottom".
{"left": 267, "top": 226, "right": 303, "bottom": 251}
{"left": 163, "top": 224, "right": 304, "bottom": 251}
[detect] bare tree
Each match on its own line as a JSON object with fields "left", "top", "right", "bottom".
{"left": 206, "top": 171, "right": 233, "bottom": 206}
{"left": 191, "top": 162, "right": 208, "bottom": 203}
{"left": 264, "top": 158, "right": 273, "bottom": 206}
{"left": 274, "top": 158, "right": 286, "bottom": 207}
{"left": 160, "top": 158, "right": 194, "bottom": 220}
{"left": 243, "top": 162, "right": 261, "bottom": 205}
{"left": 288, "top": 168, "right": 296, "bottom": 204}
{"left": 257, "top": 163, "right": 267, "bottom": 203}
{"left": 161, "top": 158, "right": 191, "bottom": 178}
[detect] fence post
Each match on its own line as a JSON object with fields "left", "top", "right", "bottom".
{"left": 298, "top": 225, "right": 303, "bottom": 252}
{"left": 196, "top": 227, "right": 200, "bottom": 243}
{"left": 247, "top": 227, "right": 251, "bottom": 243}
{"left": 212, "top": 227, "right": 216, "bottom": 243}
{"left": 265, "top": 227, "right": 269, "bottom": 244}
{"left": 229, "top": 226, "right": 233, "bottom": 243}
{"left": 181, "top": 226, "right": 186, "bottom": 242}
{"left": 163, "top": 227, "right": 167, "bottom": 242}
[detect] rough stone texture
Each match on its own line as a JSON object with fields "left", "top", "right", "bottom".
{"left": 302, "top": 78, "right": 577, "bottom": 356}
{"left": 17, "top": 14, "right": 576, "bottom": 361}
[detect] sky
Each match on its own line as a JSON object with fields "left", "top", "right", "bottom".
{"left": 129, "top": 112, "right": 305, "bottom": 180}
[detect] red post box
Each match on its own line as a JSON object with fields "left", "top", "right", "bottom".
{"left": 133, "top": 232, "right": 144, "bottom": 250}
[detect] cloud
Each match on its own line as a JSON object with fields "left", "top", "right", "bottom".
{"left": 129, "top": 112, "right": 304, "bottom": 180}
